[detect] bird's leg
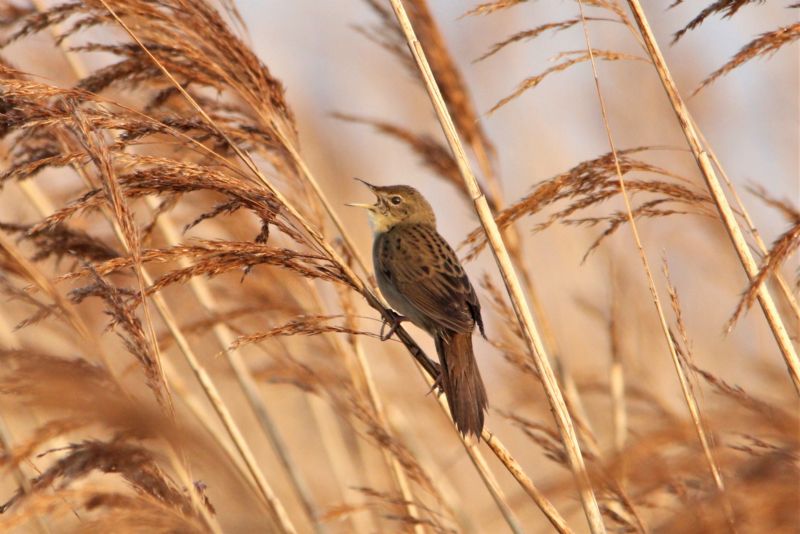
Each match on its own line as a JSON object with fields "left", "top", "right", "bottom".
{"left": 379, "top": 309, "right": 408, "bottom": 341}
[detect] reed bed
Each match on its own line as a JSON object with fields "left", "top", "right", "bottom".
{"left": 0, "top": 0, "right": 796, "bottom": 533}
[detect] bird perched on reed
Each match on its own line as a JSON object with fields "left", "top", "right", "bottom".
{"left": 348, "top": 179, "right": 488, "bottom": 437}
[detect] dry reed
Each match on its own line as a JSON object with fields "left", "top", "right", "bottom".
{"left": 0, "top": 1, "right": 796, "bottom": 533}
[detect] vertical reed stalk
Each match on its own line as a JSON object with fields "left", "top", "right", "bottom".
{"left": 574, "top": 2, "right": 734, "bottom": 529}
{"left": 609, "top": 273, "right": 627, "bottom": 456}
{"left": 386, "top": 2, "right": 605, "bottom": 532}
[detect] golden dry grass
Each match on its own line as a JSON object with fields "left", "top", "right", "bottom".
{"left": 0, "top": 1, "right": 797, "bottom": 533}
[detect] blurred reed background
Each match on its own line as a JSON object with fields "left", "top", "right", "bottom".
{"left": 0, "top": 0, "right": 796, "bottom": 532}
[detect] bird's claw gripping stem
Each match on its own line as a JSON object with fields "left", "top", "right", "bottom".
{"left": 379, "top": 309, "right": 408, "bottom": 341}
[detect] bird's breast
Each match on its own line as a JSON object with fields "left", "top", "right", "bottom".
{"left": 372, "top": 230, "right": 431, "bottom": 331}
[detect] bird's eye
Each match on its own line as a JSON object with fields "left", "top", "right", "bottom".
{"left": 390, "top": 196, "right": 402, "bottom": 205}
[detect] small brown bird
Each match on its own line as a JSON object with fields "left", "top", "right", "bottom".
{"left": 348, "top": 179, "right": 488, "bottom": 437}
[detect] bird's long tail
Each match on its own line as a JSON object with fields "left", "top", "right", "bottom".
{"left": 435, "top": 331, "right": 487, "bottom": 437}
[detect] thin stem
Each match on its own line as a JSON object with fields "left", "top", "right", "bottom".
{"left": 483, "top": 431, "right": 573, "bottom": 534}
{"left": 609, "top": 270, "right": 627, "bottom": 456}
{"left": 386, "top": 1, "right": 605, "bottom": 532}
{"left": 574, "top": 1, "right": 733, "bottom": 530}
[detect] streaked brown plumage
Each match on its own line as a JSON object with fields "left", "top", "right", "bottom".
{"left": 348, "top": 180, "right": 488, "bottom": 437}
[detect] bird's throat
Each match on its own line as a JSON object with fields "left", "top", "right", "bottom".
{"left": 366, "top": 210, "right": 394, "bottom": 235}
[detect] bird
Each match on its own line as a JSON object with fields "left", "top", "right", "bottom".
{"left": 348, "top": 179, "right": 488, "bottom": 437}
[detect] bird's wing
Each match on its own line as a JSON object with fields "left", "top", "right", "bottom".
{"left": 378, "top": 224, "right": 480, "bottom": 334}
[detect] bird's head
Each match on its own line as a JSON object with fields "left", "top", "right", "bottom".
{"left": 347, "top": 179, "right": 436, "bottom": 233}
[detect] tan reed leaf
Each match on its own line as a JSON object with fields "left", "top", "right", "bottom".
{"left": 748, "top": 184, "right": 800, "bottom": 224}
{"left": 67, "top": 103, "right": 173, "bottom": 410}
{"left": 0, "top": 417, "right": 86, "bottom": 474}
{"left": 729, "top": 221, "right": 800, "bottom": 329}
{"left": 682, "top": 361, "right": 796, "bottom": 430}
{"left": 0, "top": 346, "right": 232, "bottom": 531}
{"left": 0, "top": 273, "right": 60, "bottom": 329}
{"left": 0, "top": 222, "right": 118, "bottom": 264}
{"left": 571, "top": 202, "right": 709, "bottom": 262}
{"left": 78, "top": 492, "right": 208, "bottom": 533}
{"left": 1, "top": 440, "right": 200, "bottom": 517}
{"left": 0, "top": 487, "right": 200, "bottom": 534}
{"left": 69, "top": 269, "right": 164, "bottom": 396}
{"left": 695, "top": 22, "right": 800, "bottom": 94}
{"left": 462, "top": 147, "right": 708, "bottom": 259}
{"left": 0, "top": 226, "right": 97, "bottom": 348}
{"left": 489, "top": 49, "right": 645, "bottom": 114}
{"left": 230, "top": 315, "right": 381, "bottom": 349}
{"left": 4, "top": 0, "right": 294, "bottom": 130}
{"left": 463, "top": 0, "right": 527, "bottom": 17}
{"left": 0, "top": 349, "right": 192, "bottom": 454}
{"left": 654, "top": 447, "right": 798, "bottom": 533}
{"left": 0, "top": 3, "right": 32, "bottom": 25}
{"left": 671, "top": 0, "right": 765, "bottom": 43}
{"left": 61, "top": 241, "right": 350, "bottom": 292}
{"left": 476, "top": 17, "right": 619, "bottom": 62}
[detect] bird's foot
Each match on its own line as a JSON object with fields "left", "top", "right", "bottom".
{"left": 379, "top": 310, "right": 408, "bottom": 341}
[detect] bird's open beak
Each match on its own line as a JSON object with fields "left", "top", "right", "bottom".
{"left": 346, "top": 178, "right": 378, "bottom": 210}
{"left": 345, "top": 202, "right": 375, "bottom": 211}
{"left": 353, "top": 177, "right": 377, "bottom": 191}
